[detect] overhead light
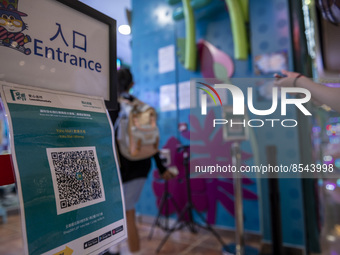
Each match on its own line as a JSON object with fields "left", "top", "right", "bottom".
{"left": 327, "top": 235, "right": 336, "bottom": 242}
{"left": 118, "top": 25, "right": 131, "bottom": 35}
{"left": 326, "top": 183, "right": 336, "bottom": 191}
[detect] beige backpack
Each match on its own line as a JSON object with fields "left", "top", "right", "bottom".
{"left": 116, "top": 97, "right": 159, "bottom": 161}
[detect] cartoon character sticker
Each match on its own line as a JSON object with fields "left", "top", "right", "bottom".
{"left": 0, "top": 0, "right": 31, "bottom": 55}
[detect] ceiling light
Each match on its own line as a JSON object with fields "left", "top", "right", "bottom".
{"left": 118, "top": 25, "right": 131, "bottom": 35}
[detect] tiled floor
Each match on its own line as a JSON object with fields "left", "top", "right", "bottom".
{"left": 0, "top": 211, "right": 23, "bottom": 255}
{"left": 0, "top": 211, "right": 260, "bottom": 255}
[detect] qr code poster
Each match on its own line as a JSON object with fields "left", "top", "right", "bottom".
{"left": 1, "top": 83, "right": 126, "bottom": 255}
{"left": 46, "top": 146, "right": 106, "bottom": 215}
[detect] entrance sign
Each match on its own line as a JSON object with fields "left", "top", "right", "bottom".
{"left": 0, "top": 81, "right": 126, "bottom": 255}
{"left": 0, "top": 0, "right": 117, "bottom": 108}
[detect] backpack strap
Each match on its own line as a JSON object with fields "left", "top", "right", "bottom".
{"left": 114, "top": 96, "right": 132, "bottom": 131}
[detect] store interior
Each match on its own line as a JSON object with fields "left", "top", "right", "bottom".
{"left": 1, "top": 0, "right": 340, "bottom": 254}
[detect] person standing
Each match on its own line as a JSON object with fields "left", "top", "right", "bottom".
{"left": 105, "top": 68, "right": 173, "bottom": 255}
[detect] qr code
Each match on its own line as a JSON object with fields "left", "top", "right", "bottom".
{"left": 46, "top": 147, "right": 105, "bottom": 215}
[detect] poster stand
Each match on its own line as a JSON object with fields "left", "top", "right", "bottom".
{"left": 0, "top": 1, "right": 124, "bottom": 254}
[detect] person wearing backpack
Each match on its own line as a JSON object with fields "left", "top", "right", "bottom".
{"left": 106, "top": 68, "right": 174, "bottom": 255}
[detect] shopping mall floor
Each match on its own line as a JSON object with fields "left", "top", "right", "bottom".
{"left": 1, "top": 210, "right": 340, "bottom": 255}
{"left": 0, "top": 210, "right": 261, "bottom": 255}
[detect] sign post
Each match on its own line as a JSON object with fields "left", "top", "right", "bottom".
{"left": 222, "top": 106, "right": 248, "bottom": 255}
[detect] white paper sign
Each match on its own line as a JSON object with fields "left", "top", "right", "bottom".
{"left": 160, "top": 84, "right": 176, "bottom": 112}
{"left": 179, "top": 80, "right": 196, "bottom": 109}
{"left": 158, "top": 45, "right": 175, "bottom": 74}
{"left": 0, "top": 0, "right": 111, "bottom": 100}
